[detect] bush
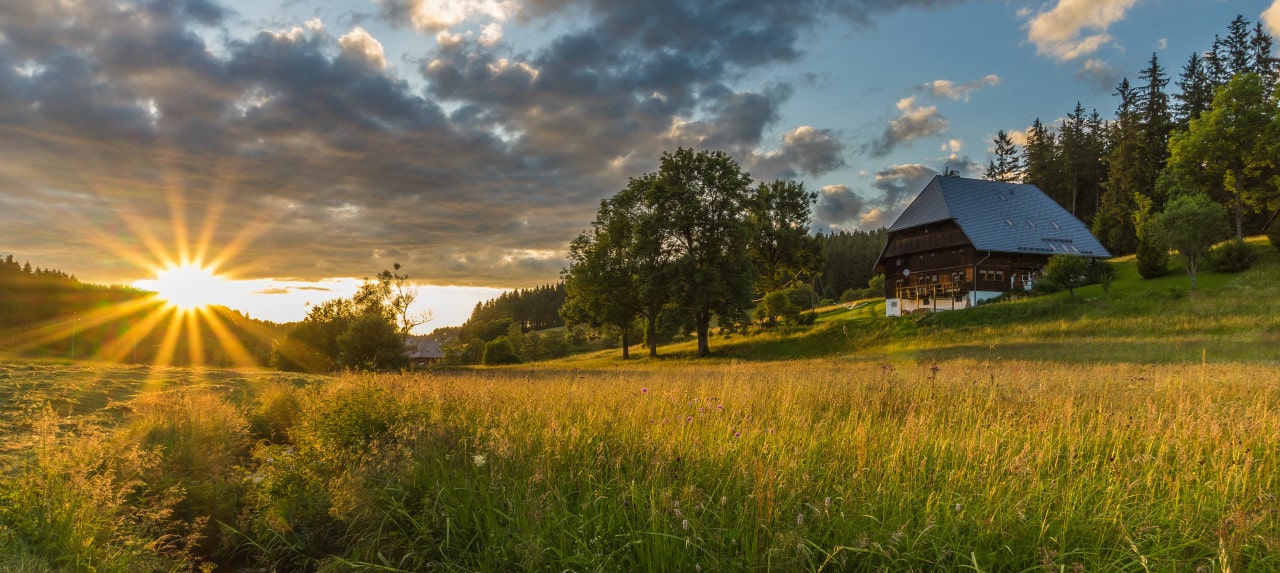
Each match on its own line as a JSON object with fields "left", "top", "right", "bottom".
{"left": 482, "top": 336, "right": 520, "bottom": 365}
{"left": 1207, "top": 238, "right": 1257, "bottom": 273}
{"left": 1135, "top": 236, "right": 1170, "bottom": 279}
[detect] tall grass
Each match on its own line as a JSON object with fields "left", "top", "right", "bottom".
{"left": 122, "top": 361, "right": 1269, "bottom": 570}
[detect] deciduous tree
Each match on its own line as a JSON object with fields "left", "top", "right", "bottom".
{"left": 1157, "top": 193, "right": 1231, "bottom": 290}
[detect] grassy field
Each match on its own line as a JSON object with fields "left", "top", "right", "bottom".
{"left": 0, "top": 240, "right": 1278, "bottom": 571}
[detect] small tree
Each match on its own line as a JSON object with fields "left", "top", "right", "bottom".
{"left": 1133, "top": 192, "right": 1170, "bottom": 279}
{"left": 337, "top": 313, "right": 410, "bottom": 372}
{"left": 755, "top": 290, "right": 799, "bottom": 326}
{"left": 482, "top": 336, "right": 520, "bottom": 365}
{"left": 1157, "top": 193, "right": 1231, "bottom": 290}
{"left": 1042, "top": 255, "right": 1089, "bottom": 300}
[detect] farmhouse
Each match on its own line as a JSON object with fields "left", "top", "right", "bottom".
{"left": 875, "top": 175, "right": 1111, "bottom": 317}
{"left": 405, "top": 335, "right": 444, "bottom": 365}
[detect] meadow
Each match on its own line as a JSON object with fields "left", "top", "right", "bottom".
{"left": 0, "top": 242, "right": 1278, "bottom": 571}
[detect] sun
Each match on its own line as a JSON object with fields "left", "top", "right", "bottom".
{"left": 136, "top": 263, "right": 232, "bottom": 311}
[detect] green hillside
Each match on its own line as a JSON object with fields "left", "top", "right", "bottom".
{"left": 560, "top": 237, "right": 1280, "bottom": 365}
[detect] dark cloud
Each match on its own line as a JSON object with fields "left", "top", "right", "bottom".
{"left": 866, "top": 97, "right": 948, "bottom": 158}
{"left": 813, "top": 184, "right": 867, "bottom": 230}
{"left": 871, "top": 163, "right": 938, "bottom": 209}
{"left": 0, "top": 0, "right": 965, "bottom": 287}
{"left": 812, "top": 163, "right": 948, "bottom": 231}
{"left": 1074, "top": 59, "right": 1120, "bottom": 93}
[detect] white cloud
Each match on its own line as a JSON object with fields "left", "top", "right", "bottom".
{"left": 478, "top": 22, "right": 504, "bottom": 46}
{"left": 1265, "top": 1, "right": 1280, "bottom": 40}
{"left": 1007, "top": 130, "right": 1027, "bottom": 146}
{"left": 1024, "top": 0, "right": 1138, "bottom": 62}
{"left": 940, "top": 139, "right": 963, "bottom": 153}
{"left": 868, "top": 97, "right": 947, "bottom": 157}
{"left": 926, "top": 74, "right": 1000, "bottom": 101}
{"left": 339, "top": 27, "right": 388, "bottom": 69}
{"left": 379, "top": 0, "right": 515, "bottom": 33}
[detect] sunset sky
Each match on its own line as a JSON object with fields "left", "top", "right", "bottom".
{"left": 2, "top": 0, "right": 1278, "bottom": 328}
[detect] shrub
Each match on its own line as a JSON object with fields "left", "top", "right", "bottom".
{"left": 482, "top": 336, "right": 520, "bottom": 365}
{"left": 117, "top": 391, "right": 251, "bottom": 561}
{"left": 1207, "top": 238, "right": 1257, "bottom": 273}
{"left": 1135, "top": 237, "right": 1169, "bottom": 279}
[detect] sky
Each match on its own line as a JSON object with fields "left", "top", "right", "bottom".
{"left": 2, "top": 0, "right": 1278, "bottom": 329}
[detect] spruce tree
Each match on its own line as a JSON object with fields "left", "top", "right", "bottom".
{"left": 1095, "top": 78, "right": 1143, "bottom": 254}
{"left": 1175, "top": 52, "right": 1214, "bottom": 125}
{"left": 985, "top": 130, "right": 1022, "bottom": 182}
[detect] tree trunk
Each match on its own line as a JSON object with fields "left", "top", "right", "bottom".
{"left": 645, "top": 312, "right": 658, "bottom": 358}
{"left": 1234, "top": 168, "right": 1245, "bottom": 239}
{"left": 695, "top": 309, "right": 711, "bottom": 358}
{"left": 621, "top": 329, "right": 630, "bottom": 360}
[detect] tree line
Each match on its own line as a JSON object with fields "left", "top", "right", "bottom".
{"left": 1, "top": 252, "right": 283, "bottom": 364}
{"left": 985, "top": 14, "right": 1280, "bottom": 271}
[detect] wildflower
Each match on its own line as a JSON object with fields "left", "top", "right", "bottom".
{"left": 682, "top": 519, "right": 689, "bottom": 530}
{"left": 686, "top": 416, "right": 692, "bottom": 423}
{"left": 717, "top": 404, "right": 723, "bottom": 410}
{"left": 720, "top": 496, "right": 727, "bottom": 506}
{"left": 473, "top": 454, "right": 487, "bottom": 467}
{"left": 674, "top": 508, "right": 682, "bottom": 518}
{"left": 796, "top": 513, "right": 804, "bottom": 526}
{"left": 954, "top": 503, "right": 962, "bottom": 511}
{"left": 824, "top": 497, "right": 831, "bottom": 509}
{"left": 642, "top": 387, "right": 648, "bottom": 394}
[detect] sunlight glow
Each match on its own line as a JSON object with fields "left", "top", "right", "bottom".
{"left": 136, "top": 264, "right": 232, "bottom": 311}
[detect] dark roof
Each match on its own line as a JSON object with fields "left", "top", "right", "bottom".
{"left": 887, "top": 176, "right": 1112, "bottom": 257}
{"left": 405, "top": 336, "right": 444, "bottom": 359}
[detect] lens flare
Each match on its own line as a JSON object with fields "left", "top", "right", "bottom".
{"left": 135, "top": 263, "right": 230, "bottom": 311}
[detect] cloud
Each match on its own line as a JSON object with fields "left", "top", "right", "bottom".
{"left": 925, "top": 74, "right": 1000, "bottom": 101}
{"left": 1023, "top": 0, "right": 1138, "bottom": 62}
{"left": 339, "top": 27, "right": 389, "bottom": 69}
{"left": 1265, "top": 1, "right": 1280, "bottom": 39}
{"left": 940, "top": 139, "right": 963, "bottom": 153}
{"left": 867, "top": 97, "right": 948, "bottom": 157}
{"left": 813, "top": 184, "right": 867, "bottom": 229}
{"left": 0, "top": 0, "right": 964, "bottom": 288}
{"left": 872, "top": 164, "right": 937, "bottom": 211}
{"left": 780, "top": 126, "right": 847, "bottom": 176}
{"left": 1075, "top": 58, "right": 1119, "bottom": 92}
{"left": 375, "top": 0, "right": 515, "bottom": 33}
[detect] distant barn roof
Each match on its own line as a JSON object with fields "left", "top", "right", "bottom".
{"left": 889, "top": 176, "right": 1112, "bottom": 258}
{"left": 405, "top": 336, "right": 444, "bottom": 360}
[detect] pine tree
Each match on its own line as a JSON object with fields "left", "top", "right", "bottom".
{"left": 1251, "top": 21, "right": 1278, "bottom": 91}
{"left": 1022, "top": 118, "right": 1059, "bottom": 197}
{"left": 1137, "top": 53, "right": 1174, "bottom": 204}
{"left": 1224, "top": 15, "right": 1252, "bottom": 76}
{"left": 1095, "top": 78, "right": 1143, "bottom": 254}
{"left": 984, "top": 130, "right": 1022, "bottom": 182}
{"left": 1175, "top": 52, "right": 1214, "bottom": 125}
